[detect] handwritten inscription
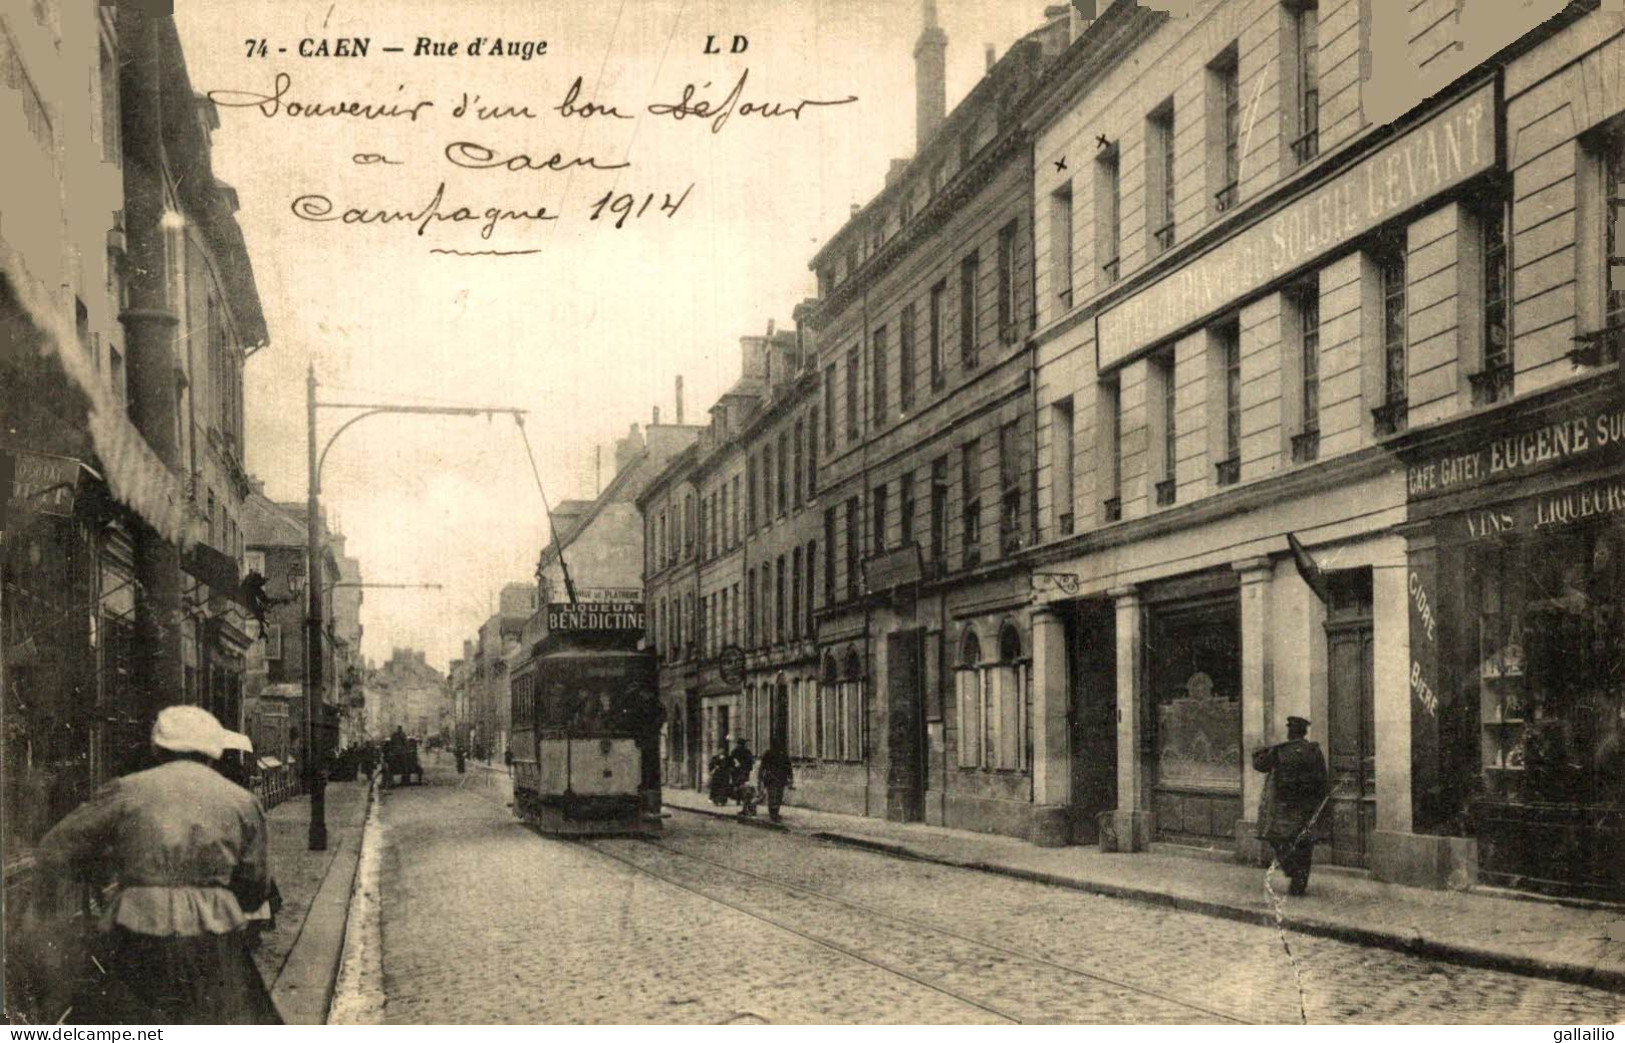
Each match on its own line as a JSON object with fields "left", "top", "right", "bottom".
{"left": 647, "top": 68, "right": 858, "bottom": 134}
{"left": 291, "top": 182, "right": 557, "bottom": 239}
{"left": 206, "top": 62, "right": 857, "bottom": 252}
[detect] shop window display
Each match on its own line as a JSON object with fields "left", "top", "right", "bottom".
{"left": 1467, "top": 522, "right": 1625, "bottom": 896}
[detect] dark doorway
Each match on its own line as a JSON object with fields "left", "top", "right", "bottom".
{"left": 1067, "top": 600, "right": 1118, "bottom": 843}
{"left": 686, "top": 695, "right": 701, "bottom": 790}
{"left": 1324, "top": 570, "right": 1375, "bottom": 868}
{"left": 885, "top": 629, "right": 926, "bottom": 822}
{"left": 771, "top": 682, "right": 789, "bottom": 751}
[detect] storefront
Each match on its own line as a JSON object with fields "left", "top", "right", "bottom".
{"left": 1404, "top": 376, "right": 1625, "bottom": 899}
{"left": 1141, "top": 573, "right": 1243, "bottom": 848}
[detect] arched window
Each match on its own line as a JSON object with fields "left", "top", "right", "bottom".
{"left": 839, "top": 649, "right": 864, "bottom": 761}
{"left": 990, "top": 621, "right": 1030, "bottom": 771}
{"left": 957, "top": 629, "right": 984, "bottom": 768}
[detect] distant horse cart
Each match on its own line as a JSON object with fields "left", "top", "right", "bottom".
{"left": 385, "top": 737, "right": 425, "bottom": 786}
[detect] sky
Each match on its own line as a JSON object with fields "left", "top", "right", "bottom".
{"left": 173, "top": 0, "right": 1047, "bottom": 670}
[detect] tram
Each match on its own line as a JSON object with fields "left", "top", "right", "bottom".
{"left": 509, "top": 623, "right": 662, "bottom": 836}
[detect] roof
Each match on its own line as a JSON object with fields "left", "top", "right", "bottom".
{"left": 241, "top": 493, "right": 306, "bottom": 548}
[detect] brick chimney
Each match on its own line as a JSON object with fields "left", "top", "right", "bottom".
{"left": 914, "top": 0, "right": 947, "bottom": 150}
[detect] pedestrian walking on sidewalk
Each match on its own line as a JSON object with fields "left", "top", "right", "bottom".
{"left": 728, "top": 735, "right": 755, "bottom": 809}
{"left": 34, "top": 706, "right": 282, "bottom": 1024}
{"left": 1252, "top": 715, "right": 1330, "bottom": 897}
{"left": 758, "top": 743, "right": 793, "bottom": 823}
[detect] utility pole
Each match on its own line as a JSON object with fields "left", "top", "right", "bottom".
{"left": 302, "top": 367, "right": 531, "bottom": 849}
{"left": 306, "top": 364, "right": 326, "bottom": 849}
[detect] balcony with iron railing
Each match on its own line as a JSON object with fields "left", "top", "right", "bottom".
{"left": 1101, "top": 257, "right": 1120, "bottom": 286}
{"left": 1213, "top": 181, "right": 1238, "bottom": 214}
{"left": 1290, "top": 427, "right": 1320, "bottom": 464}
{"left": 1290, "top": 126, "right": 1319, "bottom": 167}
{"left": 1371, "top": 398, "right": 1408, "bottom": 438}
{"left": 1468, "top": 362, "right": 1515, "bottom": 407}
{"left": 1151, "top": 222, "right": 1175, "bottom": 255}
{"left": 1569, "top": 320, "right": 1625, "bottom": 369}
{"left": 1215, "top": 456, "right": 1240, "bottom": 487}
{"left": 1103, "top": 497, "right": 1122, "bottom": 523}
{"left": 1154, "top": 478, "right": 1177, "bottom": 507}
{"left": 1058, "top": 511, "right": 1075, "bottom": 536}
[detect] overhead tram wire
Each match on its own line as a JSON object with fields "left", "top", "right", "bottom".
{"left": 512, "top": 413, "right": 578, "bottom": 606}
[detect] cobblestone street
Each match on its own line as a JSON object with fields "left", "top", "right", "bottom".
{"left": 364, "top": 768, "right": 1625, "bottom": 1024}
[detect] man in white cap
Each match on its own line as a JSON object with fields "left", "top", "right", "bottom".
{"left": 34, "top": 705, "right": 280, "bottom": 1023}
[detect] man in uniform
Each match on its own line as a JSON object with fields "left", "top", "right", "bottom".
{"left": 1251, "top": 715, "right": 1330, "bottom": 896}
{"left": 757, "top": 741, "right": 793, "bottom": 824}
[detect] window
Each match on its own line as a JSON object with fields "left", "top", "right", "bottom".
{"left": 900, "top": 471, "right": 916, "bottom": 546}
{"left": 1096, "top": 145, "right": 1122, "bottom": 285}
{"left": 793, "top": 420, "right": 805, "bottom": 509}
{"left": 806, "top": 540, "right": 817, "bottom": 624}
{"left": 761, "top": 567, "right": 772, "bottom": 646}
{"left": 1293, "top": 281, "right": 1322, "bottom": 463}
{"left": 98, "top": 38, "right": 119, "bottom": 164}
{"left": 899, "top": 303, "right": 917, "bottom": 412}
{"left": 872, "top": 325, "right": 888, "bottom": 424}
{"left": 998, "top": 220, "right": 1019, "bottom": 343}
{"left": 845, "top": 496, "right": 861, "bottom": 599}
{"left": 265, "top": 624, "right": 283, "bottom": 660}
{"left": 732, "top": 582, "right": 741, "bottom": 644}
{"left": 1210, "top": 45, "right": 1240, "bottom": 213}
{"left": 962, "top": 440, "right": 982, "bottom": 567}
{"left": 846, "top": 349, "right": 861, "bottom": 440}
{"left": 775, "top": 432, "right": 788, "bottom": 516}
{"left": 842, "top": 650, "right": 864, "bottom": 761}
{"left": 1053, "top": 398, "right": 1075, "bottom": 535}
{"left": 1050, "top": 183, "right": 1074, "bottom": 311}
{"left": 1154, "top": 351, "right": 1177, "bottom": 506}
{"left": 685, "top": 494, "right": 695, "bottom": 556}
{"left": 807, "top": 407, "right": 819, "bottom": 497}
{"left": 823, "top": 364, "right": 836, "bottom": 451}
{"left": 1289, "top": 1, "right": 1320, "bottom": 165}
{"left": 1607, "top": 128, "right": 1625, "bottom": 334}
{"left": 1148, "top": 101, "right": 1176, "bottom": 255}
{"left": 873, "top": 481, "right": 888, "bottom": 551}
{"left": 791, "top": 548, "right": 802, "bottom": 640}
{"left": 747, "top": 567, "right": 758, "bottom": 647}
{"left": 1374, "top": 235, "right": 1408, "bottom": 435}
{"left": 929, "top": 281, "right": 947, "bottom": 389}
{"left": 1473, "top": 196, "right": 1514, "bottom": 404}
{"left": 930, "top": 456, "right": 948, "bottom": 563}
{"left": 824, "top": 509, "right": 837, "bottom": 604}
{"left": 998, "top": 421, "right": 1025, "bottom": 555}
{"left": 761, "top": 448, "right": 774, "bottom": 526}
{"left": 731, "top": 475, "right": 741, "bottom": 545}
{"left": 960, "top": 252, "right": 981, "bottom": 368}
{"left": 1217, "top": 321, "right": 1242, "bottom": 486}
{"left": 956, "top": 630, "right": 982, "bottom": 767}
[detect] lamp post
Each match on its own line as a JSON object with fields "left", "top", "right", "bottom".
{"left": 304, "top": 363, "right": 525, "bottom": 850}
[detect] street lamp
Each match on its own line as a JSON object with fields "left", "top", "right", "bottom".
{"left": 303, "top": 363, "right": 525, "bottom": 850}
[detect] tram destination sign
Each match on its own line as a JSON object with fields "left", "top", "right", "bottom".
{"left": 546, "top": 601, "right": 646, "bottom": 633}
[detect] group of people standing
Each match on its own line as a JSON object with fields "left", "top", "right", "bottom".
{"left": 707, "top": 735, "right": 794, "bottom": 824}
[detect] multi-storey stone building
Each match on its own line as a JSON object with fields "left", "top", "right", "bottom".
{"left": 640, "top": 331, "right": 809, "bottom": 790}
{"left": 798, "top": 6, "right": 1071, "bottom": 836}
{"left": 1024, "top": 0, "right": 1623, "bottom": 898}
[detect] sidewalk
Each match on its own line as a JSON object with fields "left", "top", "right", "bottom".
{"left": 664, "top": 787, "right": 1625, "bottom": 991}
{"left": 254, "top": 779, "right": 372, "bottom": 1024}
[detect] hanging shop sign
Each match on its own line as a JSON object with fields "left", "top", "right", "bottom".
{"left": 545, "top": 601, "right": 645, "bottom": 633}
{"left": 717, "top": 644, "right": 746, "bottom": 685}
{"left": 1407, "top": 399, "right": 1625, "bottom": 502}
{"left": 1097, "top": 81, "right": 1495, "bottom": 369}
{"left": 5, "top": 449, "right": 81, "bottom": 520}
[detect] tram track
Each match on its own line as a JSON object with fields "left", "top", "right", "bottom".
{"left": 572, "top": 829, "right": 1252, "bottom": 1024}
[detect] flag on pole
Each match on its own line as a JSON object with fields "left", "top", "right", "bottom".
{"left": 1287, "top": 532, "right": 1331, "bottom": 605}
